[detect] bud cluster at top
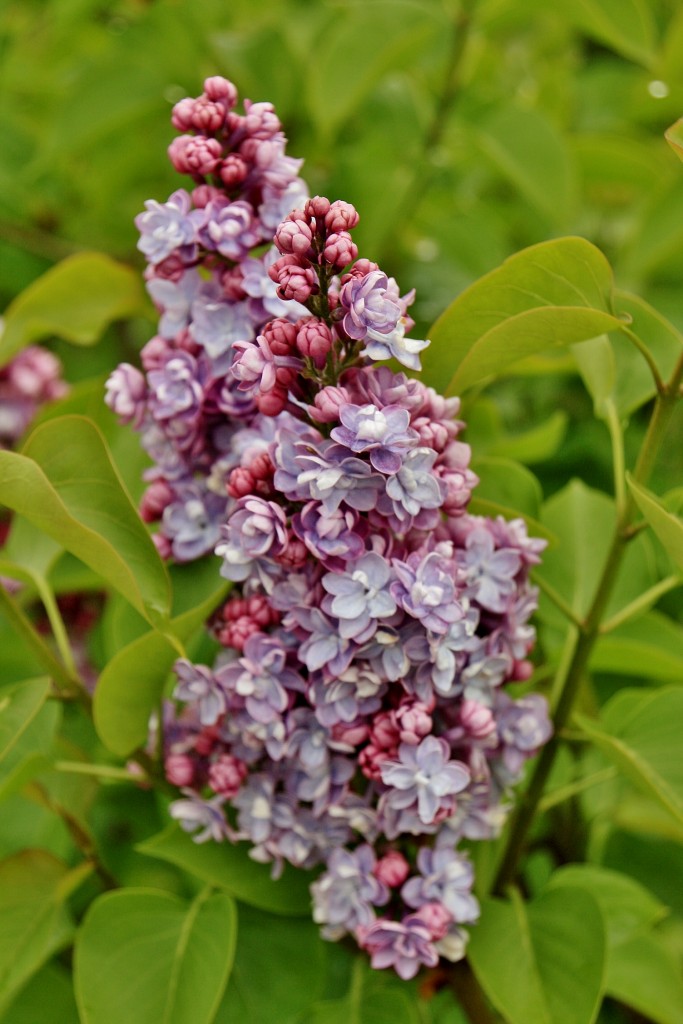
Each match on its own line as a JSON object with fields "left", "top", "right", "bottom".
{"left": 106, "top": 76, "right": 552, "bottom": 981}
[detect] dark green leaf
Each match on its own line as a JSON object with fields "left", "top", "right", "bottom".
{"left": 606, "top": 933, "right": 683, "bottom": 1024}
{"left": 0, "top": 961, "right": 79, "bottom": 1024}
{"left": 137, "top": 824, "right": 312, "bottom": 916}
{"left": 74, "top": 888, "right": 236, "bottom": 1024}
{"left": 0, "top": 677, "right": 50, "bottom": 763}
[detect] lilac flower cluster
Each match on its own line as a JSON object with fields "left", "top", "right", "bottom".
{"left": 0, "top": 346, "right": 67, "bottom": 449}
{"left": 109, "top": 78, "right": 552, "bottom": 980}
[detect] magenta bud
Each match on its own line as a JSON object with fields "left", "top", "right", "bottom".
{"left": 310, "top": 385, "right": 350, "bottom": 423}
{"left": 323, "top": 231, "right": 358, "bottom": 268}
{"left": 374, "top": 851, "right": 410, "bottom": 888}
{"left": 152, "top": 532, "right": 173, "bottom": 560}
{"left": 325, "top": 199, "right": 359, "bottom": 232}
{"left": 191, "top": 96, "right": 225, "bottom": 133}
{"left": 208, "top": 754, "right": 248, "bottom": 797}
{"left": 304, "top": 196, "right": 331, "bottom": 219}
{"left": 139, "top": 480, "right": 174, "bottom": 523}
{"left": 460, "top": 699, "right": 496, "bottom": 740}
{"left": 262, "top": 318, "right": 298, "bottom": 356}
{"left": 274, "top": 218, "right": 314, "bottom": 256}
{"left": 171, "top": 98, "right": 195, "bottom": 132}
{"left": 415, "top": 902, "right": 452, "bottom": 941}
{"left": 257, "top": 386, "right": 288, "bottom": 416}
{"left": 167, "top": 135, "right": 194, "bottom": 174}
{"left": 165, "top": 753, "right": 195, "bottom": 787}
{"left": 184, "top": 135, "right": 223, "bottom": 176}
{"left": 219, "top": 153, "right": 249, "bottom": 188}
{"left": 275, "top": 264, "right": 318, "bottom": 303}
{"left": 203, "top": 76, "right": 238, "bottom": 107}
{"left": 227, "top": 466, "right": 256, "bottom": 499}
{"left": 296, "top": 317, "right": 333, "bottom": 368}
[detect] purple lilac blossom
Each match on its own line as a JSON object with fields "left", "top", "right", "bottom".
{"left": 381, "top": 737, "right": 470, "bottom": 826}
{"left": 321, "top": 552, "right": 397, "bottom": 642}
{"left": 360, "top": 916, "right": 439, "bottom": 979}
{"left": 135, "top": 189, "right": 202, "bottom": 264}
{"left": 330, "top": 403, "right": 418, "bottom": 473}
{"left": 312, "top": 845, "right": 389, "bottom": 939}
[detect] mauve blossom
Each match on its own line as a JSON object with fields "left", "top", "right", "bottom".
{"left": 189, "top": 293, "right": 254, "bottom": 360}
{"left": 378, "top": 446, "right": 444, "bottom": 521}
{"left": 216, "top": 633, "right": 301, "bottom": 724}
{"left": 321, "top": 552, "right": 397, "bottom": 642}
{"left": 162, "top": 484, "right": 226, "bottom": 561}
{"left": 292, "top": 501, "right": 366, "bottom": 569}
{"left": 381, "top": 736, "right": 470, "bottom": 826}
{"left": 146, "top": 269, "right": 202, "bottom": 339}
{"left": 391, "top": 551, "right": 465, "bottom": 635}
{"left": 330, "top": 403, "right": 418, "bottom": 474}
{"left": 199, "top": 199, "right": 261, "bottom": 261}
{"left": 135, "top": 189, "right": 201, "bottom": 265}
{"left": 362, "top": 321, "right": 430, "bottom": 372}
{"left": 215, "top": 496, "right": 288, "bottom": 584}
{"left": 457, "top": 524, "right": 522, "bottom": 613}
{"left": 312, "top": 845, "right": 389, "bottom": 940}
{"left": 341, "top": 270, "right": 403, "bottom": 340}
{"left": 295, "top": 442, "right": 385, "bottom": 513}
{"left": 169, "top": 790, "right": 229, "bottom": 843}
{"left": 359, "top": 915, "right": 438, "bottom": 979}
{"left": 105, "top": 363, "right": 147, "bottom": 427}
{"left": 494, "top": 692, "right": 552, "bottom": 778}
{"left": 402, "top": 847, "right": 480, "bottom": 923}
{"left": 173, "top": 659, "right": 228, "bottom": 726}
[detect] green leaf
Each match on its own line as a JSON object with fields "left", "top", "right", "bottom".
{"left": 576, "top": 687, "right": 683, "bottom": 825}
{"left": 565, "top": 0, "right": 656, "bottom": 67}
{"left": 137, "top": 824, "right": 312, "bottom": 917}
{"left": 627, "top": 476, "right": 683, "bottom": 572}
{"left": 303, "top": 959, "right": 421, "bottom": 1024}
{"left": 591, "top": 611, "right": 683, "bottom": 681}
{"left": 0, "top": 253, "right": 146, "bottom": 366}
{"left": 572, "top": 336, "right": 616, "bottom": 417}
{"left": 605, "top": 933, "right": 683, "bottom": 1024}
{"left": 0, "top": 961, "right": 79, "bottom": 1024}
{"left": 610, "top": 291, "right": 682, "bottom": 416}
{"left": 0, "top": 677, "right": 50, "bottom": 763}
{"left": 214, "top": 905, "right": 324, "bottom": 1024}
{"left": 93, "top": 580, "right": 228, "bottom": 756}
{"left": 0, "top": 416, "right": 170, "bottom": 627}
{"left": 470, "top": 456, "right": 542, "bottom": 519}
{"left": 74, "top": 888, "right": 236, "bottom": 1024}
{"left": 480, "top": 411, "right": 568, "bottom": 465}
{"left": 477, "top": 105, "right": 577, "bottom": 227}
{"left": 665, "top": 118, "right": 683, "bottom": 164}
{"left": 0, "top": 851, "right": 76, "bottom": 1014}
{"left": 548, "top": 865, "right": 666, "bottom": 948}
{"left": 468, "top": 888, "right": 605, "bottom": 1024}
{"left": 422, "top": 238, "right": 622, "bottom": 395}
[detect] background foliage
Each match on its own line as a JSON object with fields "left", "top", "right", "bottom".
{"left": 1, "top": 0, "right": 682, "bottom": 1021}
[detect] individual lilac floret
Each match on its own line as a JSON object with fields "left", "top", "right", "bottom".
{"left": 494, "top": 692, "right": 552, "bottom": 778}
{"left": 359, "top": 915, "right": 438, "bottom": 979}
{"left": 294, "top": 442, "right": 385, "bottom": 513}
{"left": 173, "top": 659, "right": 228, "bottom": 726}
{"left": 379, "top": 447, "right": 444, "bottom": 521}
{"left": 321, "top": 552, "right": 397, "bottom": 642}
{"left": 381, "top": 736, "right": 470, "bottom": 826}
{"left": 457, "top": 524, "right": 522, "bottom": 613}
{"left": 330, "top": 404, "right": 418, "bottom": 474}
{"left": 146, "top": 269, "right": 202, "bottom": 339}
{"left": 311, "top": 844, "right": 389, "bottom": 940}
{"left": 169, "top": 790, "right": 229, "bottom": 843}
{"left": 292, "top": 502, "right": 365, "bottom": 569}
{"left": 162, "top": 485, "right": 225, "bottom": 562}
{"left": 105, "top": 363, "right": 147, "bottom": 427}
{"left": 190, "top": 291, "right": 254, "bottom": 360}
{"left": 199, "top": 199, "right": 261, "bottom": 261}
{"left": 362, "top": 321, "right": 430, "bottom": 372}
{"left": 402, "top": 847, "right": 480, "bottom": 924}
{"left": 135, "top": 189, "right": 202, "bottom": 265}
{"left": 340, "top": 270, "right": 403, "bottom": 340}
{"left": 216, "top": 633, "right": 302, "bottom": 724}
{"left": 215, "top": 496, "right": 288, "bottom": 585}
{"left": 391, "top": 551, "right": 465, "bottom": 635}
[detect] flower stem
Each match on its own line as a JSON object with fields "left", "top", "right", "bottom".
{"left": 492, "top": 347, "right": 683, "bottom": 895}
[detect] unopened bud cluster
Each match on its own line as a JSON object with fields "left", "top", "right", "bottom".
{"left": 107, "top": 77, "right": 552, "bottom": 980}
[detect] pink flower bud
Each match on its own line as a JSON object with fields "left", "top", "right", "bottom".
{"left": 323, "top": 231, "right": 358, "bottom": 268}
{"left": 153, "top": 252, "right": 186, "bottom": 281}
{"left": 310, "top": 385, "right": 350, "bottom": 423}
{"left": 140, "top": 336, "right": 168, "bottom": 371}
{"left": 227, "top": 466, "right": 255, "bottom": 499}
{"left": 369, "top": 710, "right": 400, "bottom": 751}
{"left": 243, "top": 99, "right": 281, "bottom": 139}
{"left": 167, "top": 135, "right": 194, "bottom": 174}
{"left": 257, "top": 386, "right": 288, "bottom": 416}
{"left": 203, "top": 76, "right": 238, "bottom": 107}
{"left": 171, "top": 98, "right": 195, "bottom": 132}
{"left": 220, "top": 615, "right": 261, "bottom": 650}
{"left": 152, "top": 532, "right": 173, "bottom": 559}
{"left": 194, "top": 726, "right": 220, "bottom": 757}
{"left": 295, "top": 317, "right": 333, "bottom": 369}
{"left": 341, "top": 258, "right": 379, "bottom": 283}
{"left": 414, "top": 902, "right": 453, "bottom": 941}
{"left": 325, "top": 200, "right": 359, "bottom": 233}
{"left": 512, "top": 659, "right": 534, "bottom": 681}
{"left": 359, "top": 743, "right": 389, "bottom": 781}
{"left": 395, "top": 700, "right": 433, "bottom": 745}
{"left": 248, "top": 451, "right": 274, "bottom": 482}
{"left": 275, "top": 218, "right": 314, "bottom": 257}
{"left": 220, "top": 265, "right": 247, "bottom": 301}
{"left": 192, "top": 184, "right": 223, "bottom": 208}
{"left": 304, "top": 196, "right": 331, "bottom": 219}
{"left": 247, "top": 594, "right": 277, "bottom": 626}
{"left": 165, "top": 753, "right": 195, "bottom": 787}
{"left": 275, "top": 263, "right": 318, "bottom": 303}
{"left": 184, "top": 135, "right": 223, "bottom": 176}
{"left": 221, "top": 596, "right": 247, "bottom": 621}
{"left": 139, "top": 480, "right": 174, "bottom": 523}
{"left": 208, "top": 754, "right": 248, "bottom": 798}
{"left": 276, "top": 537, "right": 308, "bottom": 569}
{"left": 191, "top": 97, "right": 225, "bottom": 133}
{"left": 219, "top": 154, "right": 249, "bottom": 189}
{"left": 374, "top": 850, "right": 410, "bottom": 888}
{"left": 330, "top": 720, "right": 369, "bottom": 747}
{"left": 460, "top": 699, "right": 497, "bottom": 740}
{"left": 262, "top": 318, "right": 298, "bottom": 356}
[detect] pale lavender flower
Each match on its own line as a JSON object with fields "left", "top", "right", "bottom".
{"left": 321, "top": 552, "right": 397, "bottom": 642}
{"left": 330, "top": 403, "right": 418, "bottom": 473}
{"left": 312, "top": 845, "right": 389, "bottom": 940}
{"left": 199, "top": 198, "right": 260, "bottom": 260}
{"left": 146, "top": 269, "right": 202, "bottom": 339}
{"left": 215, "top": 496, "right": 288, "bottom": 584}
{"left": 381, "top": 736, "right": 470, "bottom": 826}
{"left": 173, "top": 658, "right": 229, "bottom": 726}
{"left": 298, "top": 608, "right": 356, "bottom": 675}
{"left": 360, "top": 915, "right": 438, "bottom": 979}
{"left": 494, "top": 692, "right": 552, "bottom": 778}
{"left": 292, "top": 501, "right": 366, "bottom": 569}
{"left": 105, "top": 363, "right": 147, "bottom": 427}
{"left": 457, "top": 524, "right": 522, "bottom": 613}
{"left": 380, "top": 447, "right": 444, "bottom": 521}
{"left": 216, "top": 633, "right": 301, "bottom": 724}
{"left": 136, "top": 189, "right": 201, "bottom": 264}
{"left": 162, "top": 484, "right": 225, "bottom": 561}
{"left": 295, "top": 442, "right": 385, "bottom": 513}
{"left": 402, "top": 848, "right": 479, "bottom": 923}
{"left": 169, "top": 789, "right": 229, "bottom": 843}
{"left": 341, "top": 270, "right": 403, "bottom": 340}
{"left": 190, "top": 293, "right": 254, "bottom": 360}
{"left": 148, "top": 351, "right": 203, "bottom": 427}
{"left": 391, "top": 551, "right": 465, "bottom": 635}
{"left": 362, "top": 321, "right": 430, "bottom": 372}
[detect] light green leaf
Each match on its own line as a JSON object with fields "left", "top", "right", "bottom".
{"left": 0, "top": 416, "right": 170, "bottom": 627}
{"left": 610, "top": 291, "right": 682, "bottom": 416}
{"left": 477, "top": 105, "right": 577, "bottom": 227}
{"left": 137, "top": 824, "right": 312, "bottom": 917}
{"left": 548, "top": 865, "right": 666, "bottom": 948}
{"left": 0, "top": 253, "right": 146, "bottom": 366}
{"left": 576, "top": 687, "right": 683, "bottom": 825}
{"left": 471, "top": 456, "right": 542, "bottom": 519}
{"left": 0, "top": 677, "right": 50, "bottom": 763}
{"left": 214, "top": 905, "right": 324, "bottom": 1024}
{"left": 665, "top": 118, "right": 683, "bottom": 164}
{"left": 0, "top": 851, "right": 76, "bottom": 1014}
{"left": 303, "top": 959, "right": 420, "bottom": 1024}
{"left": 572, "top": 336, "right": 615, "bottom": 416}
{"left": 93, "top": 580, "right": 228, "bottom": 757}
{"left": 591, "top": 611, "right": 683, "bottom": 681}
{"left": 627, "top": 476, "right": 683, "bottom": 572}
{"left": 422, "top": 238, "right": 622, "bottom": 395}
{"left": 0, "top": 961, "right": 79, "bottom": 1024}
{"left": 606, "top": 933, "right": 683, "bottom": 1024}
{"left": 565, "top": 0, "right": 656, "bottom": 67}
{"left": 468, "top": 888, "right": 605, "bottom": 1024}
{"left": 74, "top": 888, "right": 236, "bottom": 1024}
{"left": 481, "top": 411, "right": 568, "bottom": 465}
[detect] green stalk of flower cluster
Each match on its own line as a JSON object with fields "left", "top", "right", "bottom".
{"left": 491, "top": 344, "right": 683, "bottom": 896}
